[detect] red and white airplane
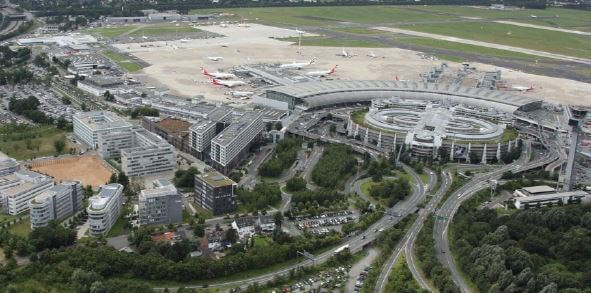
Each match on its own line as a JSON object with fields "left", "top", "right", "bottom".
{"left": 280, "top": 58, "right": 316, "bottom": 69}
{"left": 395, "top": 76, "right": 408, "bottom": 82}
{"left": 201, "top": 67, "right": 236, "bottom": 79}
{"left": 306, "top": 65, "right": 337, "bottom": 77}
{"left": 511, "top": 85, "right": 535, "bottom": 92}
{"left": 211, "top": 78, "right": 245, "bottom": 88}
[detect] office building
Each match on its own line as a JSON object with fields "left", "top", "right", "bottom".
{"left": 0, "top": 153, "right": 19, "bottom": 176}
{"left": 73, "top": 111, "right": 133, "bottom": 149}
{"left": 138, "top": 180, "right": 182, "bottom": 226}
{"left": 120, "top": 128, "right": 175, "bottom": 177}
{"left": 0, "top": 170, "right": 54, "bottom": 215}
{"left": 29, "top": 181, "right": 83, "bottom": 229}
{"left": 189, "top": 119, "right": 218, "bottom": 160}
{"left": 513, "top": 185, "right": 589, "bottom": 209}
{"left": 77, "top": 76, "right": 124, "bottom": 96}
{"left": 87, "top": 184, "right": 124, "bottom": 237}
{"left": 194, "top": 170, "right": 236, "bottom": 215}
{"left": 210, "top": 111, "right": 263, "bottom": 173}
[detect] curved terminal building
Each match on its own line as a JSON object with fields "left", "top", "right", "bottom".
{"left": 263, "top": 80, "right": 543, "bottom": 162}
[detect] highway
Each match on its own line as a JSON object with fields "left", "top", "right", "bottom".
{"left": 374, "top": 166, "right": 434, "bottom": 293}
{"left": 433, "top": 140, "right": 561, "bottom": 293}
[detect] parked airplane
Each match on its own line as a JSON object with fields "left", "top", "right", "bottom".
{"left": 201, "top": 67, "right": 236, "bottom": 79}
{"left": 207, "top": 56, "right": 224, "bottom": 61}
{"left": 395, "top": 76, "right": 408, "bottom": 82}
{"left": 279, "top": 58, "right": 315, "bottom": 69}
{"left": 337, "top": 47, "right": 353, "bottom": 58}
{"left": 367, "top": 51, "right": 377, "bottom": 58}
{"left": 511, "top": 85, "right": 535, "bottom": 92}
{"left": 306, "top": 65, "right": 337, "bottom": 77}
{"left": 211, "top": 78, "right": 245, "bottom": 88}
{"left": 180, "top": 38, "right": 190, "bottom": 43}
{"left": 230, "top": 90, "right": 254, "bottom": 97}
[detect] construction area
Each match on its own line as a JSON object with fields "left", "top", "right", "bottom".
{"left": 28, "top": 155, "right": 115, "bottom": 189}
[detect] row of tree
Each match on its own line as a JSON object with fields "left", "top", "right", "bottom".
{"left": 0, "top": 46, "right": 30, "bottom": 67}
{"left": 368, "top": 177, "right": 411, "bottom": 207}
{"left": 258, "top": 137, "right": 301, "bottom": 177}
{"left": 8, "top": 95, "right": 53, "bottom": 124}
{"left": 236, "top": 182, "right": 282, "bottom": 212}
{"left": 311, "top": 144, "right": 356, "bottom": 189}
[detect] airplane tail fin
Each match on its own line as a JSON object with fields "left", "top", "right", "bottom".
{"left": 201, "top": 67, "right": 209, "bottom": 76}
{"left": 395, "top": 76, "right": 400, "bottom": 81}
{"left": 329, "top": 65, "right": 337, "bottom": 74}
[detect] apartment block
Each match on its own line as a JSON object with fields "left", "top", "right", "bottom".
{"left": 29, "top": 181, "right": 83, "bottom": 229}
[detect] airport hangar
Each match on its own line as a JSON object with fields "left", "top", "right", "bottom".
{"left": 258, "top": 80, "right": 544, "bottom": 162}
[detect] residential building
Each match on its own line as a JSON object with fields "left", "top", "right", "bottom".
{"left": 194, "top": 170, "right": 236, "bottom": 215}
{"left": 73, "top": 111, "right": 133, "bottom": 149}
{"left": 138, "top": 180, "right": 182, "bottom": 226}
{"left": 87, "top": 183, "right": 124, "bottom": 237}
{"left": 232, "top": 217, "right": 256, "bottom": 239}
{"left": 210, "top": 111, "right": 264, "bottom": 173}
{"left": 0, "top": 170, "right": 54, "bottom": 215}
{"left": 29, "top": 181, "right": 83, "bottom": 229}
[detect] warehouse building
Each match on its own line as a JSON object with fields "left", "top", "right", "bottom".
{"left": 29, "top": 181, "right": 83, "bottom": 229}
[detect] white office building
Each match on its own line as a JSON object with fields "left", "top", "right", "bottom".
{"left": 513, "top": 185, "right": 588, "bottom": 209}
{"left": 0, "top": 170, "right": 54, "bottom": 215}
{"left": 87, "top": 183, "right": 124, "bottom": 237}
{"left": 210, "top": 111, "right": 263, "bottom": 173}
{"left": 73, "top": 111, "right": 133, "bottom": 149}
{"left": 29, "top": 181, "right": 83, "bottom": 229}
{"left": 0, "top": 153, "right": 19, "bottom": 176}
{"left": 121, "top": 128, "right": 175, "bottom": 177}
{"left": 98, "top": 130, "right": 135, "bottom": 159}
{"left": 138, "top": 180, "right": 182, "bottom": 226}
{"left": 77, "top": 77, "right": 123, "bottom": 97}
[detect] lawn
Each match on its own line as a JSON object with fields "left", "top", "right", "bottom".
{"left": 102, "top": 50, "right": 142, "bottom": 72}
{"left": 253, "top": 236, "right": 273, "bottom": 248}
{"left": 419, "top": 173, "right": 430, "bottom": 186}
{"left": 9, "top": 218, "right": 31, "bottom": 238}
{"left": 395, "top": 21, "right": 591, "bottom": 59}
{"left": 88, "top": 25, "right": 136, "bottom": 38}
{"left": 106, "top": 215, "right": 128, "bottom": 237}
{"left": 88, "top": 22, "right": 200, "bottom": 38}
{"left": 500, "top": 127, "right": 519, "bottom": 143}
{"left": 0, "top": 125, "right": 73, "bottom": 160}
{"left": 279, "top": 36, "right": 387, "bottom": 48}
{"left": 192, "top": 6, "right": 460, "bottom": 27}
{"left": 360, "top": 179, "right": 378, "bottom": 197}
{"left": 335, "top": 27, "right": 386, "bottom": 35}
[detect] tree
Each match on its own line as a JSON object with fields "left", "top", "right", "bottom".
{"left": 329, "top": 124, "right": 336, "bottom": 133}
{"left": 54, "top": 139, "right": 66, "bottom": 153}
{"left": 109, "top": 173, "right": 118, "bottom": 184}
{"left": 194, "top": 225, "right": 204, "bottom": 237}
{"left": 274, "top": 121, "right": 283, "bottom": 131}
{"left": 225, "top": 228, "right": 238, "bottom": 243}
{"left": 56, "top": 116, "right": 68, "bottom": 129}
{"left": 273, "top": 212, "right": 283, "bottom": 227}
{"left": 117, "top": 173, "right": 129, "bottom": 188}
{"left": 173, "top": 167, "right": 199, "bottom": 188}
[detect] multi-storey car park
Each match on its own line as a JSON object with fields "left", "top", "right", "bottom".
{"left": 258, "top": 80, "right": 550, "bottom": 162}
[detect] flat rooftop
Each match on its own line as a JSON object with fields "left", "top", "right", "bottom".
{"left": 212, "top": 111, "right": 263, "bottom": 147}
{"left": 515, "top": 191, "right": 588, "bottom": 203}
{"left": 156, "top": 117, "right": 193, "bottom": 135}
{"left": 74, "top": 111, "right": 132, "bottom": 131}
{"left": 140, "top": 184, "right": 178, "bottom": 199}
{"left": 198, "top": 170, "right": 235, "bottom": 188}
{"left": 521, "top": 185, "right": 556, "bottom": 194}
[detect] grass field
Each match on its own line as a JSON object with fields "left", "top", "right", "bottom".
{"left": 396, "top": 21, "right": 591, "bottom": 59}
{"left": 360, "top": 179, "right": 378, "bottom": 197}
{"left": 279, "top": 36, "right": 387, "bottom": 48}
{"left": 103, "top": 50, "right": 142, "bottom": 72}
{"left": 0, "top": 125, "right": 73, "bottom": 160}
{"left": 9, "top": 218, "right": 31, "bottom": 238}
{"left": 107, "top": 215, "right": 128, "bottom": 237}
{"left": 88, "top": 22, "right": 200, "bottom": 38}
{"left": 192, "top": 6, "right": 460, "bottom": 27}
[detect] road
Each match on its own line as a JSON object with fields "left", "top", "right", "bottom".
{"left": 153, "top": 162, "right": 429, "bottom": 292}
{"left": 374, "top": 165, "right": 433, "bottom": 293}
{"left": 373, "top": 27, "right": 591, "bottom": 66}
{"left": 433, "top": 140, "right": 561, "bottom": 293}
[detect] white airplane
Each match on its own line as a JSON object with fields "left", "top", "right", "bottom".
{"left": 207, "top": 56, "right": 224, "bottom": 61}
{"left": 306, "top": 65, "right": 337, "bottom": 77}
{"left": 530, "top": 14, "right": 537, "bottom": 18}
{"left": 279, "top": 58, "right": 315, "bottom": 69}
{"left": 337, "top": 47, "right": 353, "bottom": 58}
{"left": 395, "top": 76, "right": 409, "bottom": 82}
{"left": 211, "top": 78, "right": 245, "bottom": 88}
{"left": 180, "top": 38, "right": 190, "bottom": 43}
{"left": 367, "top": 51, "right": 376, "bottom": 58}
{"left": 230, "top": 90, "right": 254, "bottom": 97}
{"left": 201, "top": 67, "right": 236, "bottom": 79}
{"left": 511, "top": 85, "right": 535, "bottom": 92}
{"left": 295, "top": 27, "right": 306, "bottom": 34}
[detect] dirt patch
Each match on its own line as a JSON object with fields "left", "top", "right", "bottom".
{"left": 28, "top": 155, "right": 114, "bottom": 189}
